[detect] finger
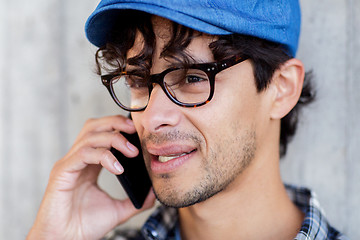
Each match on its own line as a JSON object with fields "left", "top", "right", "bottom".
{"left": 61, "top": 147, "right": 125, "bottom": 175}
{"left": 77, "top": 115, "right": 136, "bottom": 140}
{"left": 69, "top": 131, "right": 139, "bottom": 159}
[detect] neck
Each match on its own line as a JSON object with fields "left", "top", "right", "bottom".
{"left": 178, "top": 152, "right": 304, "bottom": 240}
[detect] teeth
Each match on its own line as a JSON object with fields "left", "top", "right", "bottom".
{"left": 158, "top": 153, "right": 187, "bottom": 163}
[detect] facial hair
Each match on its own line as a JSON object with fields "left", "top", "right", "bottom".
{"left": 143, "top": 129, "right": 256, "bottom": 208}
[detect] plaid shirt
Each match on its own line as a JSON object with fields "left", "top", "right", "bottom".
{"left": 104, "top": 185, "right": 348, "bottom": 240}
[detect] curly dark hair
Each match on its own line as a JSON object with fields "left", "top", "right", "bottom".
{"left": 95, "top": 11, "right": 315, "bottom": 157}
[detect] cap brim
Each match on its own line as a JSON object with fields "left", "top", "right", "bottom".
{"left": 85, "top": 2, "right": 231, "bottom": 47}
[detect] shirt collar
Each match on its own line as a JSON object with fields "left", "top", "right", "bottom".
{"left": 286, "top": 185, "right": 345, "bottom": 240}
{"left": 141, "top": 205, "right": 178, "bottom": 240}
{"left": 140, "top": 185, "right": 344, "bottom": 240}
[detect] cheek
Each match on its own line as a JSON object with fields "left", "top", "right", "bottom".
{"left": 188, "top": 80, "right": 262, "bottom": 154}
{"left": 131, "top": 112, "right": 144, "bottom": 133}
{"left": 195, "top": 82, "right": 259, "bottom": 132}
{"left": 216, "top": 71, "right": 260, "bottom": 117}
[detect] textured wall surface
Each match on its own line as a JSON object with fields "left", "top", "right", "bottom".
{"left": 0, "top": 0, "right": 359, "bottom": 239}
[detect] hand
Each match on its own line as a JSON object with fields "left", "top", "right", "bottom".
{"left": 27, "top": 115, "right": 156, "bottom": 240}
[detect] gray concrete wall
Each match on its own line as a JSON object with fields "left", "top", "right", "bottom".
{"left": 0, "top": 0, "right": 358, "bottom": 239}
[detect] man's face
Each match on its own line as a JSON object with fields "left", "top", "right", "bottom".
{"left": 130, "top": 17, "right": 271, "bottom": 208}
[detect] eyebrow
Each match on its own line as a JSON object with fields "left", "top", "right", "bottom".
{"left": 125, "top": 56, "right": 212, "bottom": 73}
{"left": 164, "top": 57, "right": 212, "bottom": 69}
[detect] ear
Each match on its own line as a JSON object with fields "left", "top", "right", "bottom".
{"left": 269, "top": 58, "right": 305, "bottom": 120}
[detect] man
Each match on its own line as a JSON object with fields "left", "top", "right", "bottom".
{"left": 27, "top": 0, "right": 348, "bottom": 239}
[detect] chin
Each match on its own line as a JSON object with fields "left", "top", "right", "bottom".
{"left": 152, "top": 179, "right": 226, "bottom": 208}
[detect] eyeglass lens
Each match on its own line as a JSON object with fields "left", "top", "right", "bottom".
{"left": 111, "top": 68, "right": 211, "bottom": 110}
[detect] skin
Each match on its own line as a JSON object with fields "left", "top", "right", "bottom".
{"left": 131, "top": 17, "right": 306, "bottom": 240}
{"left": 132, "top": 31, "right": 259, "bottom": 208}
{"left": 27, "top": 116, "right": 156, "bottom": 240}
{"left": 28, "top": 16, "right": 306, "bottom": 240}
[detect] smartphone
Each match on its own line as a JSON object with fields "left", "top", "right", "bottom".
{"left": 110, "top": 132, "right": 152, "bottom": 209}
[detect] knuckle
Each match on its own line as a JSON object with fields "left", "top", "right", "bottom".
{"left": 111, "top": 133, "right": 127, "bottom": 149}
{"left": 85, "top": 118, "right": 96, "bottom": 124}
{"left": 51, "top": 159, "right": 62, "bottom": 172}
{"left": 100, "top": 149, "right": 113, "bottom": 162}
{"left": 77, "top": 132, "right": 95, "bottom": 146}
{"left": 84, "top": 118, "right": 97, "bottom": 127}
{"left": 50, "top": 157, "right": 67, "bottom": 177}
{"left": 112, "top": 131, "right": 122, "bottom": 140}
{"left": 77, "top": 147, "right": 89, "bottom": 159}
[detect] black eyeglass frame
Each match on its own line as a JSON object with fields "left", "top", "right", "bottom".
{"left": 101, "top": 54, "right": 249, "bottom": 112}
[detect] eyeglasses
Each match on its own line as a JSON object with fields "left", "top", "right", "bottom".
{"left": 101, "top": 55, "right": 249, "bottom": 112}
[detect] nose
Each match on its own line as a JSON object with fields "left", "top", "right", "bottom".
{"left": 140, "top": 84, "right": 181, "bottom": 133}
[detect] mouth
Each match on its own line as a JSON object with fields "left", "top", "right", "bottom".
{"left": 146, "top": 143, "right": 199, "bottom": 174}
{"left": 157, "top": 149, "right": 197, "bottom": 163}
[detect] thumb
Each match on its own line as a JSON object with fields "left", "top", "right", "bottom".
{"left": 114, "top": 190, "right": 156, "bottom": 224}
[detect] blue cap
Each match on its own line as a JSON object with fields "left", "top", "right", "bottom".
{"left": 85, "top": 0, "right": 301, "bottom": 56}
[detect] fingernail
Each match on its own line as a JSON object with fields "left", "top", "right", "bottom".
{"left": 126, "top": 141, "right": 137, "bottom": 152}
{"left": 114, "top": 161, "right": 124, "bottom": 173}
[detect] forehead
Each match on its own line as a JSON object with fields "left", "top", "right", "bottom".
{"left": 151, "top": 16, "right": 173, "bottom": 41}
{"left": 127, "top": 16, "right": 216, "bottom": 63}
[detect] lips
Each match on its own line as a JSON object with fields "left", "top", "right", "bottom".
{"left": 158, "top": 149, "right": 196, "bottom": 163}
{"left": 146, "top": 145, "right": 197, "bottom": 174}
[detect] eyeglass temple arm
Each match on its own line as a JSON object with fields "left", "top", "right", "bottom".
{"left": 217, "top": 55, "right": 249, "bottom": 71}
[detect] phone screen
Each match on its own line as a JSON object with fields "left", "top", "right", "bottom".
{"left": 110, "top": 132, "right": 152, "bottom": 209}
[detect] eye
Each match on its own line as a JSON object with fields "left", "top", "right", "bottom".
{"left": 184, "top": 69, "right": 209, "bottom": 84}
{"left": 185, "top": 75, "right": 207, "bottom": 84}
